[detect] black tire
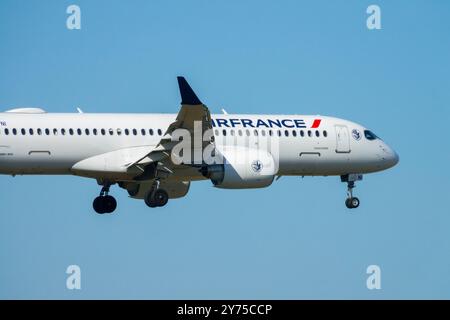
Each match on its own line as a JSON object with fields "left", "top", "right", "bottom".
{"left": 144, "top": 192, "right": 158, "bottom": 208}
{"left": 93, "top": 196, "right": 106, "bottom": 214}
{"left": 345, "top": 198, "right": 352, "bottom": 209}
{"left": 350, "top": 197, "right": 360, "bottom": 209}
{"left": 154, "top": 189, "right": 169, "bottom": 207}
{"left": 103, "top": 195, "right": 117, "bottom": 213}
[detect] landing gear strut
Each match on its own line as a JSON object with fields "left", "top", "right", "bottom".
{"left": 341, "top": 174, "right": 362, "bottom": 209}
{"left": 93, "top": 183, "right": 117, "bottom": 214}
{"left": 144, "top": 180, "right": 169, "bottom": 208}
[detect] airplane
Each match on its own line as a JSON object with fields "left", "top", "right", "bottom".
{"left": 0, "top": 77, "right": 399, "bottom": 214}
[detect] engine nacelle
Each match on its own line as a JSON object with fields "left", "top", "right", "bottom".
{"left": 201, "top": 146, "right": 277, "bottom": 189}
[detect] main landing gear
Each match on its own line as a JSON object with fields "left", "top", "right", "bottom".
{"left": 341, "top": 174, "right": 362, "bottom": 209}
{"left": 144, "top": 180, "right": 169, "bottom": 208}
{"left": 93, "top": 183, "right": 117, "bottom": 214}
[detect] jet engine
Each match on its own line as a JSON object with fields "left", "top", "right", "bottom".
{"left": 200, "top": 146, "right": 277, "bottom": 189}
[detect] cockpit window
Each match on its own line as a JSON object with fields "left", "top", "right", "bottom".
{"left": 364, "top": 130, "right": 378, "bottom": 141}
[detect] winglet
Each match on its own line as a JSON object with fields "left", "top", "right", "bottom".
{"left": 177, "top": 76, "right": 202, "bottom": 105}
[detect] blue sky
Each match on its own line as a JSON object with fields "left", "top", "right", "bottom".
{"left": 0, "top": 0, "right": 449, "bottom": 299}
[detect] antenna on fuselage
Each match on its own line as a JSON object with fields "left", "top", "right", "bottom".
{"left": 221, "top": 108, "right": 228, "bottom": 115}
{"left": 76, "top": 107, "right": 84, "bottom": 114}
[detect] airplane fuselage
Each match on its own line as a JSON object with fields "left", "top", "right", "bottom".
{"left": 0, "top": 111, "right": 398, "bottom": 177}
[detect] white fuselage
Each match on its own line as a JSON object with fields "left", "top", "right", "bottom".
{"left": 0, "top": 111, "right": 398, "bottom": 178}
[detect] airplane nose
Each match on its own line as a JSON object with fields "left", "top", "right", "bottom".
{"left": 380, "top": 144, "right": 399, "bottom": 169}
{"left": 390, "top": 150, "right": 399, "bottom": 167}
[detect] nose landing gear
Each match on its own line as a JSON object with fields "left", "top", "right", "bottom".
{"left": 341, "top": 174, "right": 362, "bottom": 209}
{"left": 345, "top": 181, "right": 360, "bottom": 209}
{"left": 93, "top": 183, "right": 117, "bottom": 214}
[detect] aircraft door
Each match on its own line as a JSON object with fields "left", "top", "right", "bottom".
{"left": 335, "top": 125, "right": 350, "bottom": 153}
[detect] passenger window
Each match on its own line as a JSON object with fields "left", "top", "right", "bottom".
{"left": 5, "top": 128, "right": 9, "bottom": 135}
{"left": 222, "top": 129, "right": 227, "bottom": 136}
{"left": 157, "top": 129, "right": 162, "bottom": 136}
{"left": 37, "top": 128, "right": 42, "bottom": 135}
{"left": 323, "top": 130, "right": 327, "bottom": 137}
{"left": 238, "top": 130, "right": 243, "bottom": 136}
{"left": 292, "top": 130, "right": 297, "bottom": 137}
{"left": 93, "top": 129, "right": 97, "bottom": 136}
{"left": 77, "top": 129, "right": 82, "bottom": 135}
{"left": 109, "top": 128, "right": 114, "bottom": 135}
{"left": 45, "top": 129, "right": 50, "bottom": 135}
{"left": 69, "top": 129, "right": 74, "bottom": 135}
{"left": 307, "top": 130, "right": 312, "bottom": 137}
{"left": 261, "top": 130, "right": 266, "bottom": 137}
{"left": 101, "top": 129, "right": 106, "bottom": 135}
{"left": 315, "top": 130, "right": 320, "bottom": 137}
{"left": 125, "top": 129, "right": 129, "bottom": 135}
{"left": 254, "top": 130, "right": 258, "bottom": 136}
{"left": 246, "top": 130, "right": 250, "bottom": 136}
{"left": 269, "top": 130, "right": 273, "bottom": 136}
{"left": 230, "top": 130, "right": 235, "bottom": 136}
{"left": 214, "top": 129, "right": 219, "bottom": 136}
{"left": 61, "top": 129, "right": 66, "bottom": 136}
{"left": 132, "top": 129, "right": 137, "bottom": 135}
{"left": 284, "top": 130, "right": 289, "bottom": 137}
{"left": 85, "top": 129, "right": 90, "bottom": 136}
{"left": 53, "top": 128, "right": 58, "bottom": 135}
{"left": 141, "top": 129, "right": 146, "bottom": 136}
{"left": 29, "top": 128, "right": 34, "bottom": 135}
{"left": 21, "top": 128, "right": 26, "bottom": 135}
{"left": 117, "top": 128, "right": 122, "bottom": 135}
{"left": 277, "top": 130, "right": 281, "bottom": 137}
{"left": 300, "top": 130, "right": 304, "bottom": 137}
{"left": 149, "top": 129, "right": 154, "bottom": 136}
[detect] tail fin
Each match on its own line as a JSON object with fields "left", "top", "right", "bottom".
{"left": 177, "top": 76, "right": 202, "bottom": 105}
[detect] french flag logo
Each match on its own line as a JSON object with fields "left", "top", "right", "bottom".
{"left": 311, "top": 119, "right": 321, "bottom": 128}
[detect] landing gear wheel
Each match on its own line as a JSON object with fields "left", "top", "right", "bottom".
{"left": 93, "top": 195, "right": 117, "bottom": 214}
{"left": 345, "top": 197, "right": 360, "bottom": 209}
{"left": 154, "top": 189, "right": 169, "bottom": 207}
{"left": 145, "top": 195, "right": 158, "bottom": 208}
{"left": 93, "top": 196, "right": 106, "bottom": 214}
{"left": 93, "top": 182, "right": 118, "bottom": 214}
{"left": 350, "top": 197, "right": 360, "bottom": 208}
{"left": 345, "top": 198, "right": 351, "bottom": 209}
{"left": 103, "top": 195, "right": 117, "bottom": 213}
{"left": 145, "top": 189, "right": 169, "bottom": 208}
